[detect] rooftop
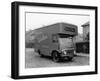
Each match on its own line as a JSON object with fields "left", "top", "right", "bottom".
{"left": 81, "top": 21, "right": 90, "bottom": 27}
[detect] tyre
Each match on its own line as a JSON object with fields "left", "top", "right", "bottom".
{"left": 38, "top": 50, "right": 44, "bottom": 57}
{"left": 67, "top": 57, "right": 73, "bottom": 61}
{"left": 52, "top": 51, "right": 60, "bottom": 62}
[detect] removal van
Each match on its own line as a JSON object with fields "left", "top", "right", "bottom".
{"left": 34, "top": 22, "right": 78, "bottom": 62}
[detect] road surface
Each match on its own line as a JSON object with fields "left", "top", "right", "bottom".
{"left": 25, "top": 48, "right": 89, "bottom": 68}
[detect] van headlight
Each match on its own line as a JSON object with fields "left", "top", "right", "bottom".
{"left": 74, "top": 50, "right": 76, "bottom": 54}
{"left": 62, "top": 50, "right": 67, "bottom": 55}
{"left": 63, "top": 51, "right": 67, "bottom": 54}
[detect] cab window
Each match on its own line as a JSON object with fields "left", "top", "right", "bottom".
{"left": 52, "top": 34, "right": 58, "bottom": 43}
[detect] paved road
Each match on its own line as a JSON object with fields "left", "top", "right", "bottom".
{"left": 25, "top": 48, "right": 89, "bottom": 68}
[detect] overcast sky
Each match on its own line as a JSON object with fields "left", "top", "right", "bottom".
{"left": 26, "top": 12, "right": 90, "bottom": 34}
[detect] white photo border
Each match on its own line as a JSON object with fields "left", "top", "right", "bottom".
{"left": 19, "top": 5, "right": 95, "bottom": 76}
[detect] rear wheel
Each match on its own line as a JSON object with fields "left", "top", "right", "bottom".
{"left": 38, "top": 50, "right": 44, "bottom": 57}
{"left": 52, "top": 51, "right": 60, "bottom": 62}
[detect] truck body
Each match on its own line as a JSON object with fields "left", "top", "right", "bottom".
{"left": 34, "top": 22, "right": 78, "bottom": 62}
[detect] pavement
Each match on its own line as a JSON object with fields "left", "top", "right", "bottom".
{"left": 25, "top": 48, "right": 90, "bottom": 68}
{"left": 75, "top": 53, "right": 89, "bottom": 57}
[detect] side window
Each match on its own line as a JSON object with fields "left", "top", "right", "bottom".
{"left": 52, "top": 34, "right": 58, "bottom": 43}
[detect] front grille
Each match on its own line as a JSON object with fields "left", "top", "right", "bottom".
{"left": 67, "top": 50, "right": 74, "bottom": 54}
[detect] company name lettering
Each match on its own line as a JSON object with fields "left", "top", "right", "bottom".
{"left": 64, "top": 27, "right": 75, "bottom": 32}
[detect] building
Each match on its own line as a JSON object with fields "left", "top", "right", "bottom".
{"left": 81, "top": 21, "right": 89, "bottom": 41}
{"left": 75, "top": 21, "right": 90, "bottom": 54}
{"left": 73, "top": 34, "right": 83, "bottom": 43}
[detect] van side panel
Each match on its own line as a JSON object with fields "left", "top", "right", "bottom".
{"left": 34, "top": 23, "right": 60, "bottom": 56}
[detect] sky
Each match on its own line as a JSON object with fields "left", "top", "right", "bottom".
{"left": 26, "top": 12, "right": 90, "bottom": 34}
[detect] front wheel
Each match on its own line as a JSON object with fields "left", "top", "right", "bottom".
{"left": 52, "top": 51, "right": 60, "bottom": 62}
{"left": 67, "top": 57, "right": 73, "bottom": 61}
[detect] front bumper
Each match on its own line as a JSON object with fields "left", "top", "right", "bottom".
{"left": 60, "top": 50, "right": 74, "bottom": 58}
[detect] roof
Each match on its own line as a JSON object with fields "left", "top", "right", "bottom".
{"left": 35, "top": 22, "right": 77, "bottom": 30}
{"left": 81, "top": 21, "right": 90, "bottom": 27}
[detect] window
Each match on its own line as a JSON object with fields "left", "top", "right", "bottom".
{"left": 52, "top": 34, "right": 58, "bottom": 43}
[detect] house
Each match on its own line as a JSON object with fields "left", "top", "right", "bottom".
{"left": 81, "top": 21, "right": 89, "bottom": 41}
{"left": 75, "top": 21, "right": 90, "bottom": 54}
